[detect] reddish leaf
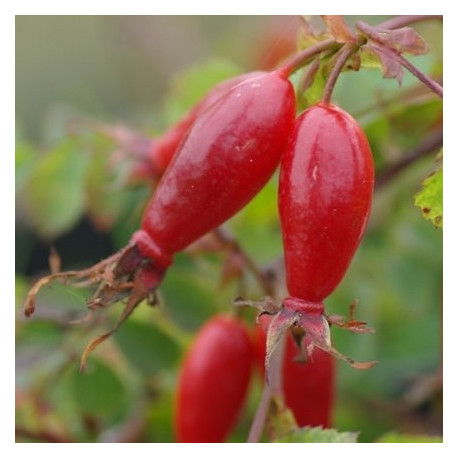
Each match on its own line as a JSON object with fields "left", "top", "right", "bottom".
{"left": 363, "top": 43, "right": 404, "bottom": 85}
{"left": 374, "top": 27, "right": 430, "bottom": 55}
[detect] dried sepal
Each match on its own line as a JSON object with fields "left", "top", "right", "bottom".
{"left": 232, "top": 296, "right": 281, "bottom": 315}
{"left": 289, "top": 325, "right": 307, "bottom": 363}
{"left": 265, "top": 308, "right": 298, "bottom": 384}
{"left": 79, "top": 259, "right": 161, "bottom": 371}
{"left": 24, "top": 242, "right": 166, "bottom": 370}
{"left": 297, "top": 315, "right": 376, "bottom": 370}
{"left": 326, "top": 299, "right": 374, "bottom": 334}
{"left": 258, "top": 298, "right": 377, "bottom": 382}
{"left": 313, "top": 340, "right": 377, "bottom": 370}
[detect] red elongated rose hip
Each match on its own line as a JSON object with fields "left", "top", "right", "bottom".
{"left": 136, "top": 70, "right": 295, "bottom": 257}
{"left": 279, "top": 102, "right": 374, "bottom": 301}
{"left": 24, "top": 70, "right": 296, "bottom": 369}
{"left": 174, "top": 315, "right": 252, "bottom": 443}
{"left": 259, "top": 103, "right": 376, "bottom": 377}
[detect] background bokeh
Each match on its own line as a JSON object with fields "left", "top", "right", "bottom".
{"left": 15, "top": 15, "right": 442, "bottom": 443}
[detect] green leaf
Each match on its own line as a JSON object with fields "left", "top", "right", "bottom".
{"left": 275, "top": 426, "right": 359, "bottom": 443}
{"left": 298, "top": 60, "right": 328, "bottom": 109}
{"left": 110, "top": 186, "right": 151, "bottom": 249}
{"left": 160, "top": 260, "right": 216, "bottom": 331}
{"left": 15, "top": 141, "right": 37, "bottom": 192}
{"left": 164, "top": 58, "right": 241, "bottom": 125}
{"left": 16, "top": 320, "right": 63, "bottom": 349}
{"left": 114, "top": 319, "right": 181, "bottom": 375}
{"left": 363, "top": 99, "right": 442, "bottom": 165}
{"left": 414, "top": 158, "right": 443, "bottom": 228}
{"left": 72, "top": 358, "right": 127, "bottom": 419}
{"left": 359, "top": 45, "right": 383, "bottom": 70}
{"left": 25, "top": 138, "right": 89, "bottom": 239}
{"left": 231, "top": 175, "right": 283, "bottom": 264}
{"left": 145, "top": 390, "right": 175, "bottom": 442}
{"left": 85, "top": 133, "right": 130, "bottom": 231}
{"left": 266, "top": 399, "right": 298, "bottom": 440}
{"left": 377, "top": 432, "right": 442, "bottom": 443}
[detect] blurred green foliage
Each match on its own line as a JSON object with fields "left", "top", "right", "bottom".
{"left": 276, "top": 427, "right": 358, "bottom": 443}
{"left": 15, "top": 16, "right": 442, "bottom": 443}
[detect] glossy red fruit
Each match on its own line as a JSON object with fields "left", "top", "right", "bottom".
{"left": 259, "top": 103, "right": 375, "bottom": 376}
{"left": 253, "top": 318, "right": 335, "bottom": 428}
{"left": 279, "top": 102, "right": 374, "bottom": 302}
{"left": 134, "top": 70, "right": 296, "bottom": 262}
{"left": 149, "top": 71, "right": 267, "bottom": 176}
{"left": 24, "top": 70, "right": 296, "bottom": 369}
{"left": 175, "top": 315, "right": 252, "bottom": 443}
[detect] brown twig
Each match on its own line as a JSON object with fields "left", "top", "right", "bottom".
{"left": 213, "top": 227, "right": 275, "bottom": 297}
{"left": 375, "top": 129, "right": 443, "bottom": 189}
{"left": 15, "top": 426, "right": 73, "bottom": 443}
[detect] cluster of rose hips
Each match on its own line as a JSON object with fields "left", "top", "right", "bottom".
{"left": 25, "top": 63, "right": 375, "bottom": 443}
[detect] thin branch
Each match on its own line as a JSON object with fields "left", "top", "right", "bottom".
{"left": 393, "top": 52, "right": 443, "bottom": 98}
{"left": 278, "top": 15, "right": 441, "bottom": 78}
{"left": 277, "top": 38, "right": 337, "bottom": 77}
{"left": 247, "top": 334, "right": 287, "bottom": 443}
{"left": 377, "top": 15, "right": 442, "bottom": 30}
{"left": 247, "top": 384, "right": 272, "bottom": 443}
{"left": 213, "top": 227, "right": 275, "bottom": 296}
{"left": 15, "top": 426, "right": 73, "bottom": 443}
{"left": 352, "top": 75, "right": 443, "bottom": 120}
{"left": 322, "top": 42, "right": 361, "bottom": 104}
{"left": 375, "top": 130, "right": 443, "bottom": 189}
